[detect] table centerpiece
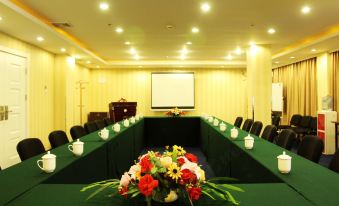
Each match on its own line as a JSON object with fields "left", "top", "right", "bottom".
{"left": 165, "top": 107, "right": 185, "bottom": 117}
{"left": 81, "top": 145, "right": 243, "bottom": 205}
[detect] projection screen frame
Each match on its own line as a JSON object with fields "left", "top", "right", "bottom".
{"left": 151, "top": 72, "right": 195, "bottom": 110}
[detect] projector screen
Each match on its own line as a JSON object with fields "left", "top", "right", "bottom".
{"left": 151, "top": 72, "right": 195, "bottom": 109}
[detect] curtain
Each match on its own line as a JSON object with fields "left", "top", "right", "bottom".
{"left": 329, "top": 51, "right": 339, "bottom": 112}
{"left": 272, "top": 58, "right": 317, "bottom": 124}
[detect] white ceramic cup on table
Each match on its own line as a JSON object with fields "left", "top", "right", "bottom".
{"left": 230, "top": 127, "right": 238, "bottom": 139}
{"left": 68, "top": 139, "right": 84, "bottom": 156}
{"left": 113, "top": 123, "right": 120, "bottom": 132}
{"left": 37, "top": 151, "right": 56, "bottom": 173}
{"left": 244, "top": 135, "right": 254, "bottom": 149}
{"left": 98, "top": 128, "right": 109, "bottom": 140}
{"left": 277, "top": 151, "right": 292, "bottom": 174}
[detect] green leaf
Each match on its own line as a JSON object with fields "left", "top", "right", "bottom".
{"left": 85, "top": 183, "right": 112, "bottom": 200}
{"left": 219, "top": 184, "right": 244, "bottom": 192}
{"left": 201, "top": 190, "right": 216, "bottom": 200}
{"left": 225, "top": 191, "right": 239, "bottom": 205}
{"left": 208, "top": 177, "right": 238, "bottom": 182}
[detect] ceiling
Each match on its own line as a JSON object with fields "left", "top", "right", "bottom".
{"left": 0, "top": 0, "right": 339, "bottom": 68}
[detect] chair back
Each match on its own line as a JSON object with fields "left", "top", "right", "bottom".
{"left": 309, "top": 117, "right": 317, "bottom": 134}
{"left": 276, "top": 129, "right": 296, "bottom": 150}
{"left": 242, "top": 119, "right": 253, "bottom": 132}
{"left": 95, "top": 119, "right": 106, "bottom": 129}
{"left": 84, "top": 121, "right": 99, "bottom": 133}
{"left": 70, "top": 125, "right": 87, "bottom": 140}
{"left": 299, "top": 116, "right": 312, "bottom": 128}
{"left": 234, "top": 117, "right": 243, "bottom": 128}
{"left": 297, "top": 135, "right": 324, "bottom": 163}
{"left": 261, "top": 125, "right": 278, "bottom": 142}
{"left": 290, "top": 114, "right": 302, "bottom": 127}
{"left": 329, "top": 150, "right": 339, "bottom": 173}
{"left": 48, "top": 130, "right": 69, "bottom": 149}
{"left": 272, "top": 116, "right": 281, "bottom": 127}
{"left": 249, "top": 121, "right": 263, "bottom": 136}
{"left": 17, "top": 138, "right": 45, "bottom": 161}
{"left": 104, "top": 117, "right": 113, "bottom": 126}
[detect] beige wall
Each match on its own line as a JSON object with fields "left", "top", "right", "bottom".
{"left": 0, "top": 32, "right": 55, "bottom": 147}
{"left": 88, "top": 68, "right": 248, "bottom": 123}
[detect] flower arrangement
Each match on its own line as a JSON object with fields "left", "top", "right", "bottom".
{"left": 81, "top": 146, "right": 243, "bottom": 206}
{"left": 165, "top": 107, "right": 185, "bottom": 117}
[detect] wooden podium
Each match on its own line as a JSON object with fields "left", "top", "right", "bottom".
{"left": 109, "top": 101, "right": 137, "bottom": 122}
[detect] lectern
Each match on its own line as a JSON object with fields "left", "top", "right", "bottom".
{"left": 109, "top": 100, "right": 137, "bottom": 122}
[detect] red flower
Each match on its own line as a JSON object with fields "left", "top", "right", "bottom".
{"left": 118, "top": 186, "right": 129, "bottom": 198}
{"left": 185, "top": 153, "right": 198, "bottom": 163}
{"left": 138, "top": 174, "right": 159, "bottom": 197}
{"left": 177, "top": 157, "right": 186, "bottom": 165}
{"left": 181, "top": 169, "right": 197, "bottom": 184}
{"left": 140, "top": 156, "right": 153, "bottom": 173}
{"left": 187, "top": 187, "right": 202, "bottom": 201}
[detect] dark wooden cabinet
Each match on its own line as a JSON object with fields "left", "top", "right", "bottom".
{"left": 109, "top": 102, "right": 137, "bottom": 122}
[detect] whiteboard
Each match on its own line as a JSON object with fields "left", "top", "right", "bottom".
{"left": 272, "top": 83, "right": 283, "bottom": 112}
{"left": 151, "top": 72, "right": 195, "bottom": 109}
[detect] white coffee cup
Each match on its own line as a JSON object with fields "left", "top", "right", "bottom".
{"left": 68, "top": 139, "right": 84, "bottom": 156}
{"left": 37, "top": 151, "right": 56, "bottom": 173}
{"left": 130, "top": 117, "right": 136, "bottom": 124}
{"left": 213, "top": 119, "right": 219, "bottom": 126}
{"left": 220, "top": 122, "right": 226, "bottom": 132}
{"left": 231, "top": 127, "right": 238, "bottom": 139}
{"left": 98, "top": 128, "right": 109, "bottom": 140}
{"left": 113, "top": 123, "right": 121, "bottom": 132}
{"left": 244, "top": 135, "right": 254, "bottom": 149}
{"left": 208, "top": 116, "right": 214, "bottom": 123}
{"left": 277, "top": 151, "right": 292, "bottom": 174}
{"left": 135, "top": 115, "right": 140, "bottom": 121}
{"left": 139, "top": 113, "right": 144, "bottom": 118}
{"left": 124, "top": 119, "right": 130, "bottom": 127}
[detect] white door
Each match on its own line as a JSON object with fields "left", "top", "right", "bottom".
{"left": 0, "top": 50, "right": 27, "bottom": 169}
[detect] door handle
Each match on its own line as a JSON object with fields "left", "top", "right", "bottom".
{"left": 0, "top": 106, "right": 4, "bottom": 121}
{"left": 4, "top": 106, "right": 12, "bottom": 120}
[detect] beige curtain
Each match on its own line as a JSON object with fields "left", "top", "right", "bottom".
{"left": 272, "top": 58, "right": 317, "bottom": 124}
{"left": 329, "top": 51, "right": 339, "bottom": 112}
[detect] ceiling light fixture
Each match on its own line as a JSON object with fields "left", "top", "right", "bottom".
{"left": 225, "top": 54, "right": 233, "bottom": 60}
{"left": 249, "top": 41, "right": 256, "bottom": 46}
{"left": 99, "top": 2, "right": 109, "bottom": 10}
{"left": 235, "top": 47, "right": 242, "bottom": 55}
{"left": 115, "top": 27, "right": 124, "bottom": 33}
{"left": 186, "top": 41, "right": 192, "bottom": 45}
{"left": 60, "top": 48, "right": 66, "bottom": 52}
{"left": 268, "top": 28, "right": 276, "bottom": 34}
{"left": 134, "top": 54, "right": 140, "bottom": 60}
{"left": 311, "top": 49, "right": 317, "bottom": 52}
{"left": 201, "top": 3, "right": 211, "bottom": 13}
{"left": 129, "top": 48, "right": 137, "bottom": 55}
{"left": 125, "top": 41, "right": 131, "bottom": 45}
{"left": 274, "top": 61, "right": 280, "bottom": 64}
{"left": 192, "top": 27, "right": 199, "bottom": 33}
{"left": 36, "top": 36, "right": 44, "bottom": 42}
{"left": 181, "top": 46, "right": 188, "bottom": 55}
{"left": 290, "top": 56, "right": 295, "bottom": 59}
{"left": 0, "top": 17, "right": 3, "bottom": 21}
{"left": 180, "top": 55, "right": 186, "bottom": 60}
{"left": 301, "top": 6, "right": 311, "bottom": 14}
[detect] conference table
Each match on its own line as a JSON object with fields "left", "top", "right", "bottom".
{"left": 0, "top": 116, "right": 338, "bottom": 206}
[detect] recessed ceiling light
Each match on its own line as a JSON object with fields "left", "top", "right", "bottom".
{"left": 268, "top": 28, "right": 276, "bottom": 34}
{"left": 129, "top": 48, "right": 137, "bottom": 55}
{"left": 134, "top": 54, "right": 140, "bottom": 60}
{"left": 290, "top": 56, "right": 295, "bottom": 59}
{"left": 99, "top": 2, "right": 109, "bottom": 10}
{"left": 125, "top": 41, "right": 131, "bottom": 45}
{"left": 225, "top": 54, "right": 233, "bottom": 60}
{"left": 301, "top": 6, "right": 311, "bottom": 14}
{"left": 201, "top": 3, "right": 211, "bottom": 13}
{"left": 0, "top": 17, "right": 3, "bottom": 21}
{"left": 115, "top": 27, "right": 124, "bottom": 33}
{"left": 181, "top": 46, "right": 188, "bottom": 55}
{"left": 192, "top": 27, "right": 199, "bottom": 33}
{"left": 235, "top": 47, "right": 242, "bottom": 55}
{"left": 274, "top": 61, "right": 280, "bottom": 64}
{"left": 86, "top": 61, "right": 91, "bottom": 64}
{"left": 311, "top": 49, "right": 317, "bottom": 52}
{"left": 36, "top": 36, "right": 44, "bottom": 42}
{"left": 249, "top": 41, "right": 255, "bottom": 46}
{"left": 186, "top": 41, "right": 192, "bottom": 45}
{"left": 60, "top": 48, "right": 66, "bottom": 52}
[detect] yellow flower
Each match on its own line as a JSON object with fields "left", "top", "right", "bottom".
{"left": 173, "top": 145, "right": 186, "bottom": 156}
{"left": 167, "top": 163, "right": 181, "bottom": 182}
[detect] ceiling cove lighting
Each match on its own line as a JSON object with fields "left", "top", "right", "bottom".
{"left": 115, "top": 27, "right": 124, "bottom": 33}
{"left": 200, "top": 3, "right": 211, "bottom": 13}
{"left": 60, "top": 48, "right": 66, "bottom": 52}
{"left": 268, "top": 28, "right": 276, "bottom": 34}
{"left": 99, "top": 2, "right": 109, "bottom": 11}
{"left": 192, "top": 27, "right": 199, "bottom": 33}
{"left": 301, "top": 6, "right": 311, "bottom": 14}
{"left": 36, "top": 36, "right": 44, "bottom": 42}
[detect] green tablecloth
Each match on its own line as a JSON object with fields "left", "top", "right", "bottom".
{"left": 5, "top": 183, "right": 314, "bottom": 206}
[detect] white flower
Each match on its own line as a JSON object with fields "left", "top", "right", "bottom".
{"left": 181, "top": 161, "right": 198, "bottom": 172}
{"left": 128, "top": 164, "right": 141, "bottom": 180}
{"left": 119, "top": 172, "right": 131, "bottom": 187}
{"left": 160, "top": 156, "right": 173, "bottom": 168}
{"left": 195, "top": 167, "right": 206, "bottom": 181}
